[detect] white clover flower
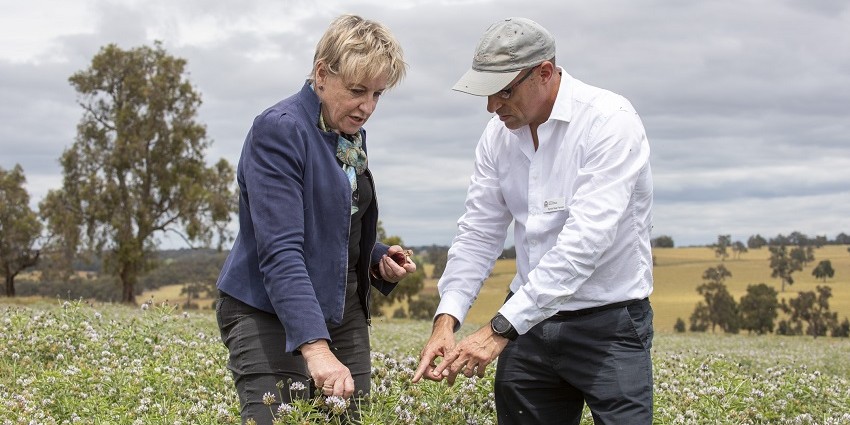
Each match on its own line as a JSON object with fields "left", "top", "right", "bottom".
{"left": 262, "top": 392, "right": 276, "bottom": 406}
{"left": 289, "top": 381, "right": 306, "bottom": 392}
{"left": 324, "top": 395, "right": 349, "bottom": 416}
{"left": 276, "top": 403, "right": 295, "bottom": 416}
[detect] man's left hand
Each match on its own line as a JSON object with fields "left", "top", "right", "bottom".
{"left": 432, "top": 323, "right": 510, "bottom": 385}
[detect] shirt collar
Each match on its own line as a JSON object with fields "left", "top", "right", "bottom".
{"left": 506, "top": 66, "right": 573, "bottom": 139}
{"left": 548, "top": 66, "right": 573, "bottom": 124}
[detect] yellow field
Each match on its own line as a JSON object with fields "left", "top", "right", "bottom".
{"left": 140, "top": 284, "right": 217, "bottom": 310}
{"left": 142, "top": 245, "right": 850, "bottom": 334}
{"left": 652, "top": 245, "right": 850, "bottom": 333}
{"left": 425, "top": 245, "right": 850, "bottom": 333}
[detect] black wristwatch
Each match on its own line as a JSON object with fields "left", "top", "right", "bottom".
{"left": 490, "top": 313, "right": 519, "bottom": 341}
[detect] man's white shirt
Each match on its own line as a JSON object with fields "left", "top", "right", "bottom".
{"left": 436, "top": 69, "right": 654, "bottom": 334}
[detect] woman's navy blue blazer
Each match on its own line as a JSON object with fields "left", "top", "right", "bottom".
{"left": 216, "top": 82, "right": 397, "bottom": 352}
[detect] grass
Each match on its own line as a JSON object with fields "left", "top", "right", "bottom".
{"left": 5, "top": 245, "right": 847, "bottom": 423}
{"left": 1, "top": 300, "right": 848, "bottom": 424}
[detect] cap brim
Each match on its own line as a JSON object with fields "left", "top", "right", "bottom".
{"left": 452, "top": 68, "right": 521, "bottom": 96}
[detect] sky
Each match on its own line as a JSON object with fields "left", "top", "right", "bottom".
{"left": 1, "top": 0, "right": 849, "bottom": 249}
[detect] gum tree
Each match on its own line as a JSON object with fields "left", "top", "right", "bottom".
{"left": 711, "top": 234, "right": 731, "bottom": 261}
{"left": 0, "top": 164, "right": 42, "bottom": 296}
{"left": 739, "top": 283, "right": 778, "bottom": 335}
{"left": 691, "top": 264, "right": 739, "bottom": 333}
{"left": 41, "top": 42, "right": 236, "bottom": 304}
{"left": 780, "top": 286, "right": 838, "bottom": 338}
{"left": 769, "top": 245, "right": 802, "bottom": 292}
{"left": 812, "top": 260, "right": 835, "bottom": 282}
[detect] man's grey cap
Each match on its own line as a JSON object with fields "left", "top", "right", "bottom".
{"left": 453, "top": 17, "right": 556, "bottom": 96}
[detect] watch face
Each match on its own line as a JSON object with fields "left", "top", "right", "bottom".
{"left": 492, "top": 315, "right": 510, "bottom": 333}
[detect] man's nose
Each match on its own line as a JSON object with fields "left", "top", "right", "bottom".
{"left": 486, "top": 95, "right": 502, "bottom": 113}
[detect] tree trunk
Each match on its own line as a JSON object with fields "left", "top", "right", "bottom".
{"left": 5, "top": 274, "right": 15, "bottom": 297}
{"left": 120, "top": 266, "right": 137, "bottom": 304}
{"left": 122, "top": 281, "right": 136, "bottom": 304}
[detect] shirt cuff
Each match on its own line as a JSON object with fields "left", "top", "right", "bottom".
{"left": 498, "top": 288, "right": 553, "bottom": 335}
{"left": 434, "top": 290, "right": 473, "bottom": 332}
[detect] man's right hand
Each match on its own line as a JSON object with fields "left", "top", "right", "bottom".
{"left": 300, "top": 339, "right": 354, "bottom": 398}
{"left": 412, "top": 314, "right": 458, "bottom": 383}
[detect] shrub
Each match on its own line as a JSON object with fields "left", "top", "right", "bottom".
{"left": 674, "top": 318, "right": 686, "bottom": 333}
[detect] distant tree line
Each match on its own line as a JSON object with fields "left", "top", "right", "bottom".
{"left": 650, "top": 231, "right": 850, "bottom": 251}
{"left": 16, "top": 249, "right": 228, "bottom": 304}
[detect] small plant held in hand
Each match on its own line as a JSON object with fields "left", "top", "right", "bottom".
{"left": 390, "top": 249, "right": 414, "bottom": 266}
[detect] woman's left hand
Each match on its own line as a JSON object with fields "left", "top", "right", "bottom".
{"left": 377, "top": 245, "right": 417, "bottom": 282}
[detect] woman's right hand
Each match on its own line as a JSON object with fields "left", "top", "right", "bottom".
{"left": 300, "top": 340, "right": 354, "bottom": 398}
{"left": 376, "top": 245, "right": 417, "bottom": 283}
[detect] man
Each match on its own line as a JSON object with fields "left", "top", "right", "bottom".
{"left": 412, "top": 17, "right": 655, "bottom": 424}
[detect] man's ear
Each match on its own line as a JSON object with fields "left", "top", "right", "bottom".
{"left": 538, "top": 61, "right": 556, "bottom": 84}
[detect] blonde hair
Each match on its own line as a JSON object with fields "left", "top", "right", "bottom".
{"left": 312, "top": 15, "right": 407, "bottom": 88}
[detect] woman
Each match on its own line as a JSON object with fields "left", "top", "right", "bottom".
{"left": 215, "top": 14, "right": 414, "bottom": 423}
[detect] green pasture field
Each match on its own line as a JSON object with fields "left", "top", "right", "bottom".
{"left": 2, "top": 299, "right": 848, "bottom": 424}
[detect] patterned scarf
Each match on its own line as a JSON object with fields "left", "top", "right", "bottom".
{"left": 317, "top": 105, "right": 368, "bottom": 215}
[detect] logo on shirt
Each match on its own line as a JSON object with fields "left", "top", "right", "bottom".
{"left": 543, "top": 197, "right": 566, "bottom": 213}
